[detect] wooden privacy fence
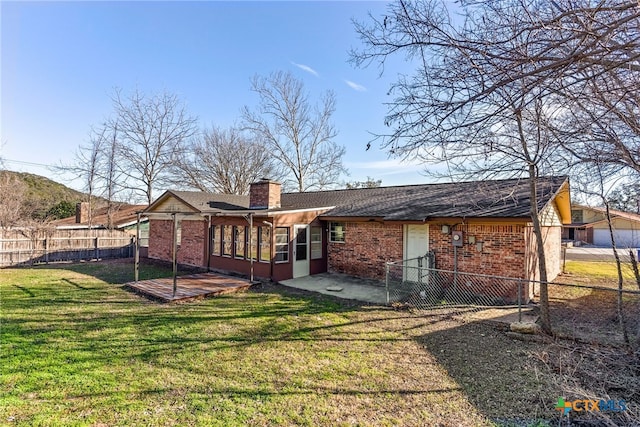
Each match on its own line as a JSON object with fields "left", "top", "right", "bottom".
{"left": 0, "top": 228, "right": 136, "bottom": 267}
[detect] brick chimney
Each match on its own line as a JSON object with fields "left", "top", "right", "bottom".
{"left": 75, "top": 202, "right": 90, "bottom": 224}
{"left": 249, "top": 179, "right": 282, "bottom": 209}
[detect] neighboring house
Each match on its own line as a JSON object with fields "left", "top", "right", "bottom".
{"left": 145, "top": 177, "right": 571, "bottom": 300}
{"left": 563, "top": 204, "right": 640, "bottom": 248}
{"left": 54, "top": 202, "right": 147, "bottom": 230}
{"left": 53, "top": 202, "right": 149, "bottom": 244}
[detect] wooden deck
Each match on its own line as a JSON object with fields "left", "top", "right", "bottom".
{"left": 125, "top": 273, "right": 255, "bottom": 302}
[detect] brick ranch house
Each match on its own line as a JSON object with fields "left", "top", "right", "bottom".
{"left": 144, "top": 176, "right": 571, "bottom": 299}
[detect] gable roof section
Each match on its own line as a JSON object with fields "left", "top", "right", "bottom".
{"left": 573, "top": 204, "right": 640, "bottom": 227}
{"left": 145, "top": 176, "right": 569, "bottom": 222}
{"left": 146, "top": 190, "right": 249, "bottom": 213}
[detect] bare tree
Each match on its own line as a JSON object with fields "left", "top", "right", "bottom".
{"left": 351, "top": 0, "right": 578, "bottom": 332}
{"left": 242, "top": 71, "right": 347, "bottom": 192}
{"left": 101, "top": 120, "right": 122, "bottom": 228}
{"left": 70, "top": 126, "right": 105, "bottom": 227}
{"left": 572, "top": 163, "right": 632, "bottom": 344}
{"left": 172, "top": 126, "right": 284, "bottom": 195}
{"left": 0, "top": 171, "right": 27, "bottom": 229}
{"left": 68, "top": 122, "right": 123, "bottom": 227}
{"left": 111, "top": 88, "right": 198, "bottom": 204}
{"left": 547, "top": 1, "right": 640, "bottom": 176}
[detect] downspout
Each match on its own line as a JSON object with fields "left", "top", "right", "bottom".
{"left": 206, "top": 214, "right": 212, "bottom": 271}
{"left": 245, "top": 213, "right": 254, "bottom": 283}
{"left": 263, "top": 220, "right": 274, "bottom": 280}
{"left": 172, "top": 213, "right": 178, "bottom": 297}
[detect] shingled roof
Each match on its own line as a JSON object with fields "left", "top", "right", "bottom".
{"left": 313, "top": 176, "right": 569, "bottom": 221}
{"left": 168, "top": 191, "right": 250, "bottom": 212}
{"left": 54, "top": 204, "right": 147, "bottom": 229}
{"left": 150, "top": 176, "right": 568, "bottom": 221}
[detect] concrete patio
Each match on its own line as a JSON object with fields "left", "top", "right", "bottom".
{"left": 279, "top": 273, "right": 388, "bottom": 304}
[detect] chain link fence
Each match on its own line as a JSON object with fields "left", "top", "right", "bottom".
{"left": 386, "top": 255, "right": 640, "bottom": 347}
{"left": 386, "top": 255, "right": 527, "bottom": 309}
{"left": 548, "top": 281, "right": 640, "bottom": 347}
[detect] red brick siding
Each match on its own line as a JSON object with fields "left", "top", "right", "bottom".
{"left": 249, "top": 181, "right": 281, "bottom": 209}
{"left": 147, "top": 219, "right": 206, "bottom": 267}
{"left": 327, "top": 222, "right": 403, "bottom": 280}
{"left": 179, "top": 220, "right": 206, "bottom": 266}
{"left": 430, "top": 224, "right": 527, "bottom": 279}
{"left": 148, "top": 219, "right": 173, "bottom": 262}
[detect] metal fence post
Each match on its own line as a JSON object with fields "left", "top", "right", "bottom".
{"left": 385, "top": 262, "right": 390, "bottom": 305}
{"left": 518, "top": 280, "right": 522, "bottom": 323}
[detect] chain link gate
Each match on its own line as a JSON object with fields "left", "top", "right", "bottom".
{"left": 385, "top": 253, "right": 526, "bottom": 309}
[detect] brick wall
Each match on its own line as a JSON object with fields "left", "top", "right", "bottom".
{"left": 327, "top": 222, "right": 403, "bottom": 280}
{"left": 148, "top": 219, "right": 173, "bottom": 262}
{"left": 327, "top": 222, "right": 536, "bottom": 281}
{"left": 430, "top": 224, "right": 527, "bottom": 278}
{"left": 179, "top": 220, "right": 206, "bottom": 266}
{"left": 147, "top": 219, "right": 206, "bottom": 267}
{"left": 525, "top": 225, "right": 562, "bottom": 282}
{"left": 249, "top": 180, "right": 281, "bottom": 209}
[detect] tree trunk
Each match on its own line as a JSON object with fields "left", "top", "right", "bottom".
{"left": 528, "top": 165, "right": 552, "bottom": 334}
{"left": 629, "top": 249, "right": 640, "bottom": 291}
{"left": 604, "top": 201, "right": 630, "bottom": 345}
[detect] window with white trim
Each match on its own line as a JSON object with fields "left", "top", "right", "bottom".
{"left": 311, "top": 226, "right": 323, "bottom": 259}
{"left": 249, "top": 226, "right": 258, "bottom": 261}
{"left": 234, "top": 226, "right": 246, "bottom": 259}
{"left": 210, "top": 225, "right": 221, "bottom": 256}
{"left": 259, "top": 226, "right": 271, "bottom": 262}
{"left": 329, "top": 222, "right": 346, "bottom": 243}
{"left": 274, "top": 227, "right": 289, "bottom": 263}
{"left": 222, "top": 225, "right": 233, "bottom": 256}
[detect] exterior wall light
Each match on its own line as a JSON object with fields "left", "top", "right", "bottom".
{"left": 441, "top": 225, "right": 450, "bottom": 234}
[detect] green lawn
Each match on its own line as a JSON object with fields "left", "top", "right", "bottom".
{"left": 564, "top": 260, "right": 638, "bottom": 283}
{"left": 1, "top": 260, "right": 615, "bottom": 426}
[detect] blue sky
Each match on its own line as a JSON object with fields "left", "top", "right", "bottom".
{"left": 1, "top": 1, "right": 427, "bottom": 194}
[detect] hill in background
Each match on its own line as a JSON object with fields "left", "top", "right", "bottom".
{"left": 0, "top": 170, "right": 95, "bottom": 220}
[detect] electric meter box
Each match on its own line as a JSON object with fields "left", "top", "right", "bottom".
{"left": 451, "top": 230, "right": 463, "bottom": 247}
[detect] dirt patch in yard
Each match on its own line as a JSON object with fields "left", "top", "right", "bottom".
{"left": 414, "top": 308, "right": 640, "bottom": 426}
{"left": 548, "top": 272, "right": 640, "bottom": 347}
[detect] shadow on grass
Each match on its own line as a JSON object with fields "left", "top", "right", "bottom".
{"left": 12, "top": 284, "right": 35, "bottom": 297}
{"left": 3, "top": 261, "right": 404, "bottom": 375}
{"left": 3, "top": 260, "right": 572, "bottom": 425}
{"left": 417, "top": 319, "right": 561, "bottom": 424}
{"left": 68, "top": 384, "right": 464, "bottom": 400}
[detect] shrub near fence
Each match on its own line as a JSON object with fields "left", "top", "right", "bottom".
{"left": 0, "top": 228, "right": 135, "bottom": 267}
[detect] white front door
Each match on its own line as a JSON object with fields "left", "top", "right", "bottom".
{"left": 403, "top": 224, "right": 429, "bottom": 281}
{"left": 293, "top": 224, "right": 310, "bottom": 278}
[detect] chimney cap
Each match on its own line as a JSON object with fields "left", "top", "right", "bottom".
{"left": 252, "top": 178, "right": 281, "bottom": 185}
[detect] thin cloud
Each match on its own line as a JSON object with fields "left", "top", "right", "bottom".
{"left": 291, "top": 62, "right": 319, "bottom": 77}
{"left": 345, "top": 80, "right": 367, "bottom": 92}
